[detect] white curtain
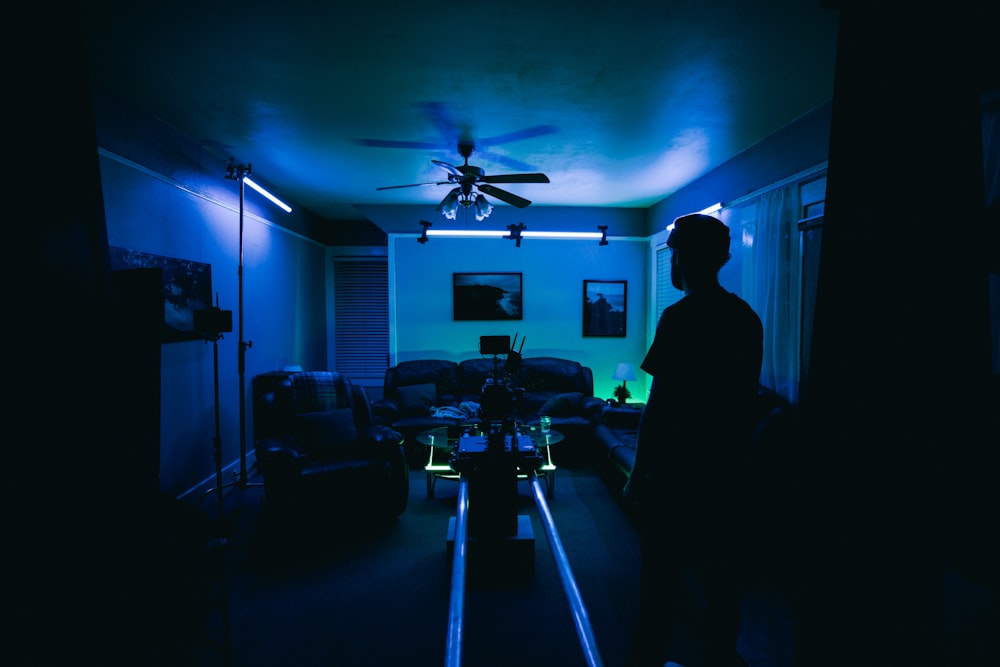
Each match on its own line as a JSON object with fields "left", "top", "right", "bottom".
{"left": 739, "top": 184, "right": 802, "bottom": 402}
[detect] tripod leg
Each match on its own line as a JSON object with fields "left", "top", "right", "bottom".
{"left": 212, "top": 339, "right": 227, "bottom": 521}
{"left": 209, "top": 337, "right": 233, "bottom": 665}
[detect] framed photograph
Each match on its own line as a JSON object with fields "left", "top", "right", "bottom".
{"left": 583, "top": 279, "right": 627, "bottom": 337}
{"left": 109, "top": 247, "right": 213, "bottom": 343}
{"left": 453, "top": 272, "right": 523, "bottom": 321}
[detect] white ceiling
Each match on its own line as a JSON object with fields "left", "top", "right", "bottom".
{"left": 83, "top": 1, "right": 840, "bottom": 225}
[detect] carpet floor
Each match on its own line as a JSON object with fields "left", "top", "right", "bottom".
{"left": 158, "top": 458, "right": 993, "bottom": 667}
{"left": 167, "top": 461, "right": 806, "bottom": 667}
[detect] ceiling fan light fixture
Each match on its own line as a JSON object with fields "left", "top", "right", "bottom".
{"left": 436, "top": 189, "right": 460, "bottom": 220}
{"left": 474, "top": 194, "right": 493, "bottom": 221}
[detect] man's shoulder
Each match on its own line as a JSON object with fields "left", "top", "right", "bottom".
{"left": 724, "top": 291, "right": 762, "bottom": 320}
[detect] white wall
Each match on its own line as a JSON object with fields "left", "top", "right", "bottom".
{"left": 378, "top": 206, "right": 652, "bottom": 401}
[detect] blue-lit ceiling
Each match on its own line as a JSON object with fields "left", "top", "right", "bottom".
{"left": 83, "top": 1, "right": 839, "bottom": 225}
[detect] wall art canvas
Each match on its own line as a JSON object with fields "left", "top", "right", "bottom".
{"left": 583, "top": 279, "right": 627, "bottom": 337}
{"left": 109, "top": 247, "right": 213, "bottom": 342}
{"left": 453, "top": 272, "right": 523, "bottom": 321}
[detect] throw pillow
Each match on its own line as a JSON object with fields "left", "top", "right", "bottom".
{"left": 296, "top": 408, "right": 358, "bottom": 457}
{"left": 538, "top": 391, "right": 584, "bottom": 417}
{"left": 397, "top": 382, "right": 437, "bottom": 417}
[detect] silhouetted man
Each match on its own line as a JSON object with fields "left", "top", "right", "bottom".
{"left": 625, "top": 213, "right": 763, "bottom": 667}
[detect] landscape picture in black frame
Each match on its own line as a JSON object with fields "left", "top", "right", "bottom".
{"left": 453, "top": 272, "right": 523, "bottom": 321}
{"left": 583, "top": 279, "right": 627, "bottom": 337}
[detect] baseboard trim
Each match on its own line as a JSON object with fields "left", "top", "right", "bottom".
{"left": 175, "top": 452, "right": 258, "bottom": 501}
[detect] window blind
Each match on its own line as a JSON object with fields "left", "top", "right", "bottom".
{"left": 655, "top": 245, "right": 684, "bottom": 321}
{"left": 333, "top": 257, "right": 389, "bottom": 380}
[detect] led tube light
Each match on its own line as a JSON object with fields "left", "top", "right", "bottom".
{"left": 425, "top": 230, "right": 604, "bottom": 239}
{"left": 244, "top": 176, "right": 292, "bottom": 212}
{"left": 426, "top": 230, "right": 508, "bottom": 237}
{"left": 522, "top": 231, "right": 603, "bottom": 239}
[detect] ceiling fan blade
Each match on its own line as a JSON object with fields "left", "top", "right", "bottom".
{"left": 481, "top": 173, "right": 550, "bottom": 184}
{"left": 479, "top": 124, "right": 557, "bottom": 146}
{"left": 431, "top": 159, "right": 463, "bottom": 177}
{"left": 420, "top": 101, "right": 462, "bottom": 143}
{"left": 472, "top": 151, "right": 542, "bottom": 173}
{"left": 478, "top": 183, "right": 532, "bottom": 208}
{"left": 355, "top": 138, "right": 442, "bottom": 149}
{"left": 376, "top": 181, "right": 450, "bottom": 191}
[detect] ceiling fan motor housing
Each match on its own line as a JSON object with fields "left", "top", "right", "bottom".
{"left": 457, "top": 165, "right": 484, "bottom": 181}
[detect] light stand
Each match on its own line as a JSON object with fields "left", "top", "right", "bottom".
{"left": 224, "top": 158, "right": 290, "bottom": 488}
{"left": 225, "top": 160, "right": 254, "bottom": 488}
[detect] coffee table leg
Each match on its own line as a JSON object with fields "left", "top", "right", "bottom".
{"left": 426, "top": 445, "right": 436, "bottom": 498}
{"left": 543, "top": 443, "right": 556, "bottom": 498}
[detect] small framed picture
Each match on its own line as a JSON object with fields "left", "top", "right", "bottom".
{"left": 453, "top": 272, "right": 523, "bottom": 321}
{"left": 583, "top": 280, "right": 627, "bottom": 337}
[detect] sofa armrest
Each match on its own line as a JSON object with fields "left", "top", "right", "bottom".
{"left": 256, "top": 437, "right": 306, "bottom": 485}
{"left": 581, "top": 395, "right": 610, "bottom": 423}
{"left": 257, "top": 436, "right": 306, "bottom": 460}
{"left": 601, "top": 405, "right": 643, "bottom": 429}
{"left": 371, "top": 439, "right": 409, "bottom": 516}
{"left": 359, "top": 424, "right": 404, "bottom": 446}
{"left": 370, "top": 397, "right": 401, "bottom": 425}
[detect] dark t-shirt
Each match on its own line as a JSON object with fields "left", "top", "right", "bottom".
{"left": 638, "top": 287, "right": 763, "bottom": 520}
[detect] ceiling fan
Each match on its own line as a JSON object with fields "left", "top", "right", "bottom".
{"left": 376, "top": 140, "right": 550, "bottom": 220}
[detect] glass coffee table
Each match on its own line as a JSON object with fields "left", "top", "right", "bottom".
{"left": 415, "top": 425, "right": 562, "bottom": 499}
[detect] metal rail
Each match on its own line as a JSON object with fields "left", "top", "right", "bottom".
{"left": 443, "top": 471, "right": 604, "bottom": 667}
{"left": 529, "top": 473, "right": 605, "bottom": 667}
{"left": 445, "top": 477, "right": 470, "bottom": 667}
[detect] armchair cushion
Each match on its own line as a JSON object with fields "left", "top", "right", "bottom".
{"left": 538, "top": 391, "right": 586, "bottom": 417}
{"left": 296, "top": 409, "right": 358, "bottom": 457}
{"left": 397, "top": 382, "right": 437, "bottom": 417}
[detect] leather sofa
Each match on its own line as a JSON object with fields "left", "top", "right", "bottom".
{"left": 593, "top": 404, "right": 644, "bottom": 489}
{"left": 594, "top": 385, "right": 793, "bottom": 505}
{"left": 252, "top": 370, "right": 409, "bottom": 519}
{"left": 594, "top": 390, "right": 801, "bottom": 593}
{"left": 371, "top": 356, "right": 607, "bottom": 464}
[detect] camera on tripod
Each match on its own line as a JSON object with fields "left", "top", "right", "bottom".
{"left": 477, "top": 334, "right": 525, "bottom": 424}
{"left": 194, "top": 305, "right": 233, "bottom": 337}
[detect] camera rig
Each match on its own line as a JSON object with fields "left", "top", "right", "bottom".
{"left": 443, "top": 335, "right": 604, "bottom": 665}
{"left": 450, "top": 334, "right": 542, "bottom": 538}
{"left": 445, "top": 336, "right": 602, "bottom": 665}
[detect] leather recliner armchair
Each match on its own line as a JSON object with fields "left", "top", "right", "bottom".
{"left": 252, "top": 370, "right": 409, "bottom": 519}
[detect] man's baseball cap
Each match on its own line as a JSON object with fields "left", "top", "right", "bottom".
{"left": 666, "top": 214, "right": 731, "bottom": 260}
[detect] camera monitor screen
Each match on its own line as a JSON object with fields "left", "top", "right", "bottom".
{"left": 479, "top": 335, "right": 510, "bottom": 355}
